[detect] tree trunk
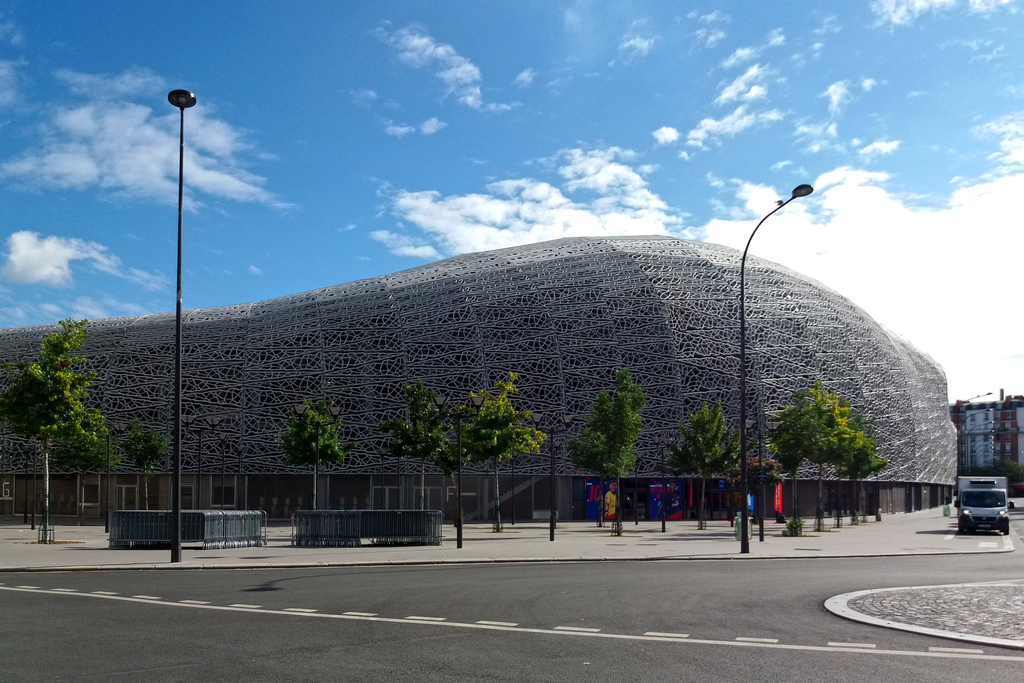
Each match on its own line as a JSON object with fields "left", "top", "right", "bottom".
{"left": 419, "top": 457, "right": 425, "bottom": 510}
{"left": 41, "top": 439, "right": 52, "bottom": 543}
{"left": 791, "top": 474, "right": 799, "bottom": 521}
{"left": 143, "top": 473, "right": 150, "bottom": 510}
{"left": 492, "top": 457, "right": 502, "bottom": 532}
{"left": 699, "top": 476, "right": 707, "bottom": 530}
{"left": 78, "top": 473, "right": 84, "bottom": 526}
{"left": 815, "top": 464, "right": 824, "bottom": 533}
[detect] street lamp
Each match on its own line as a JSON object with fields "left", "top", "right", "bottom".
{"left": 654, "top": 436, "right": 674, "bottom": 533}
{"left": 168, "top": 88, "right": 196, "bottom": 564}
{"left": 433, "top": 392, "right": 485, "bottom": 549}
{"left": 529, "top": 412, "right": 573, "bottom": 542}
{"left": 738, "top": 183, "right": 813, "bottom": 554}
{"left": 104, "top": 421, "right": 128, "bottom": 533}
{"left": 292, "top": 404, "right": 342, "bottom": 510}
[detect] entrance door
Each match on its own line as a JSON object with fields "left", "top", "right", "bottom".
{"left": 116, "top": 485, "right": 137, "bottom": 510}
{"left": 181, "top": 484, "right": 195, "bottom": 510}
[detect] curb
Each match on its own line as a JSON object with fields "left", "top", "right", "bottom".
{"left": 0, "top": 543, "right": 1014, "bottom": 573}
{"left": 825, "top": 583, "right": 1024, "bottom": 651}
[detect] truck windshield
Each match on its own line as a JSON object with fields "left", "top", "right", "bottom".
{"left": 962, "top": 490, "right": 1006, "bottom": 508}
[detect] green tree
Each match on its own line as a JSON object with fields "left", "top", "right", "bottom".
{"left": 833, "top": 415, "right": 886, "bottom": 523}
{"left": 567, "top": 369, "right": 647, "bottom": 532}
{"left": 0, "top": 319, "right": 104, "bottom": 542}
{"left": 121, "top": 418, "right": 169, "bottom": 511}
{"left": 282, "top": 400, "right": 353, "bottom": 509}
{"left": 768, "top": 384, "right": 831, "bottom": 524}
{"left": 462, "top": 373, "right": 545, "bottom": 531}
{"left": 377, "top": 381, "right": 454, "bottom": 509}
{"left": 668, "top": 401, "right": 740, "bottom": 530}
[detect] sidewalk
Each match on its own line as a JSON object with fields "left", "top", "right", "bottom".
{"left": 0, "top": 506, "right": 1012, "bottom": 572}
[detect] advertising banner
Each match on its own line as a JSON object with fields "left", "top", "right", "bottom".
{"left": 649, "top": 478, "right": 684, "bottom": 520}
{"left": 585, "top": 477, "right": 601, "bottom": 519}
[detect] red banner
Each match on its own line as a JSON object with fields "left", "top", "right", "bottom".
{"left": 774, "top": 483, "right": 783, "bottom": 513}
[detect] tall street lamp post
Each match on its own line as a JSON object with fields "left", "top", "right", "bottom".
{"left": 168, "top": 88, "right": 196, "bottom": 564}
{"left": 292, "top": 404, "right": 342, "bottom": 510}
{"left": 104, "top": 421, "right": 127, "bottom": 533}
{"left": 530, "top": 413, "right": 573, "bottom": 542}
{"left": 433, "top": 392, "right": 485, "bottom": 549}
{"left": 738, "top": 183, "right": 813, "bottom": 554}
{"left": 654, "top": 436, "right": 674, "bottom": 533}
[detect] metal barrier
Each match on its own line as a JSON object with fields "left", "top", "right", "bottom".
{"left": 108, "top": 510, "right": 267, "bottom": 549}
{"left": 292, "top": 510, "right": 443, "bottom": 547}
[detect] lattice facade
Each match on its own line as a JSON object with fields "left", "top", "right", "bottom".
{"left": 0, "top": 236, "right": 956, "bottom": 485}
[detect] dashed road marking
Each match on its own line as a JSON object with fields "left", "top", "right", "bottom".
{"left": 344, "top": 611, "right": 377, "bottom": 617}
{"left": 15, "top": 585, "right": 38, "bottom": 589}
{"left": 476, "top": 620, "right": 518, "bottom": 627}
{"left": 180, "top": 600, "right": 211, "bottom": 605}
{"left": 92, "top": 591, "right": 117, "bottom": 595}
{"left": 406, "top": 616, "right": 447, "bottom": 621}
{"left": 3, "top": 586, "right": 1023, "bottom": 663}
{"left": 283, "top": 608, "right": 318, "bottom": 613}
{"left": 132, "top": 595, "right": 161, "bottom": 600}
{"left": 930, "top": 646, "right": 984, "bottom": 654}
{"left": 51, "top": 588, "right": 78, "bottom": 592}
{"left": 978, "top": 542, "right": 998, "bottom": 548}
{"left": 829, "top": 642, "right": 876, "bottom": 649}
{"left": 229, "top": 604, "right": 262, "bottom": 609}
{"left": 644, "top": 631, "right": 689, "bottom": 638}
{"left": 943, "top": 533, "right": 955, "bottom": 540}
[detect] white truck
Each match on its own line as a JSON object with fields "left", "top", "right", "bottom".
{"left": 955, "top": 476, "right": 1013, "bottom": 535}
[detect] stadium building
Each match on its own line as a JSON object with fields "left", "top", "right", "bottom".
{"left": 0, "top": 236, "right": 956, "bottom": 522}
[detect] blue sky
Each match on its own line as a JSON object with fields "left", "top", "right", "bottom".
{"left": 1, "top": 0, "right": 1022, "bottom": 402}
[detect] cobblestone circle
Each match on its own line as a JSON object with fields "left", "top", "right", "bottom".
{"left": 847, "top": 584, "right": 1024, "bottom": 641}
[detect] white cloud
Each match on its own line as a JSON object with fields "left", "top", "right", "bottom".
{"left": 1, "top": 70, "right": 288, "bottom": 209}
{"left": 766, "top": 29, "right": 785, "bottom": 47}
{"left": 1, "top": 230, "right": 167, "bottom": 290}
{"left": 370, "top": 230, "right": 442, "bottom": 259}
{"left": 513, "top": 68, "right": 536, "bottom": 88}
{"left": 652, "top": 126, "right": 680, "bottom": 145}
{"left": 715, "top": 64, "right": 770, "bottom": 105}
{"left": 693, "top": 28, "right": 726, "bottom": 48}
{"left": 861, "top": 78, "right": 878, "bottom": 92}
{"left": 721, "top": 29, "right": 786, "bottom": 68}
{"left": 72, "top": 296, "right": 107, "bottom": 319}
{"left": 420, "top": 117, "right": 447, "bottom": 135}
{"left": 823, "top": 81, "right": 852, "bottom": 116}
{"left": 385, "top": 121, "right": 416, "bottom": 137}
{"left": 686, "top": 105, "right": 783, "bottom": 149}
{"left": 870, "top": 0, "right": 1016, "bottom": 25}
{"left": 248, "top": 265, "right": 264, "bottom": 276}
{"left": 859, "top": 139, "right": 901, "bottom": 159}
{"left": 377, "top": 24, "right": 512, "bottom": 112}
{"left": 351, "top": 89, "right": 378, "bottom": 106}
{"left": 794, "top": 120, "right": 840, "bottom": 153}
{"left": 54, "top": 66, "right": 165, "bottom": 98}
{"left": 972, "top": 111, "right": 1024, "bottom": 170}
{"left": 771, "top": 160, "right": 793, "bottom": 171}
{"left": 618, "top": 22, "right": 658, "bottom": 61}
{"left": 0, "top": 19, "right": 25, "bottom": 46}
{"left": 695, "top": 163, "right": 1024, "bottom": 400}
{"left": 699, "top": 11, "right": 730, "bottom": 23}
{"left": 386, "top": 147, "right": 681, "bottom": 257}
{"left": 0, "top": 60, "right": 20, "bottom": 107}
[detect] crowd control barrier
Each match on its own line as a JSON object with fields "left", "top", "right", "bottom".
{"left": 108, "top": 510, "right": 267, "bottom": 550}
{"left": 292, "top": 510, "right": 443, "bottom": 547}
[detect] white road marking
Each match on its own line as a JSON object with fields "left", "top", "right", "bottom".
{"left": 406, "top": 616, "right": 447, "bottom": 621}
{"left": 180, "top": 600, "right": 211, "bottom": 605}
{"left": 644, "top": 631, "right": 689, "bottom": 639}
{"left": 229, "top": 604, "right": 262, "bottom": 609}
{"left": 4, "top": 586, "right": 1023, "bottom": 663}
{"left": 929, "top": 646, "right": 984, "bottom": 654}
{"left": 132, "top": 595, "right": 161, "bottom": 600}
{"left": 92, "top": 591, "right": 117, "bottom": 595}
{"left": 943, "top": 533, "right": 955, "bottom": 540}
{"left": 555, "top": 626, "right": 601, "bottom": 632}
{"left": 51, "top": 588, "right": 78, "bottom": 592}
{"left": 15, "top": 585, "right": 38, "bottom": 589}
{"left": 477, "top": 620, "right": 518, "bottom": 627}
{"left": 737, "top": 637, "right": 778, "bottom": 643}
{"left": 978, "top": 542, "right": 998, "bottom": 548}
{"left": 283, "top": 608, "right": 318, "bottom": 613}
{"left": 344, "top": 611, "right": 378, "bottom": 617}
{"left": 828, "top": 642, "right": 876, "bottom": 649}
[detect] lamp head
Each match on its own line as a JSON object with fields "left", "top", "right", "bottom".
{"left": 530, "top": 412, "right": 543, "bottom": 426}
{"left": 206, "top": 416, "right": 222, "bottom": 428}
{"left": 791, "top": 184, "right": 814, "bottom": 199}
{"left": 329, "top": 405, "right": 343, "bottom": 418}
{"left": 292, "top": 404, "right": 308, "bottom": 417}
{"left": 469, "top": 394, "right": 486, "bottom": 409}
{"left": 560, "top": 414, "right": 574, "bottom": 426}
{"left": 168, "top": 89, "right": 196, "bottom": 109}
{"left": 432, "top": 393, "right": 449, "bottom": 409}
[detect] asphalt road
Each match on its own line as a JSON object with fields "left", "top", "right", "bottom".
{"left": 3, "top": 536, "right": 1024, "bottom": 683}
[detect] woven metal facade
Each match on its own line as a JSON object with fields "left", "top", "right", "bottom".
{"left": 0, "top": 236, "right": 956, "bottom": 485}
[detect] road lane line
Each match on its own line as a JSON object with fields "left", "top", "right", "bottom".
{"left": 828, "top": 642, "right": 876, "bottom": 649}
{"left": 283, "top": 608, "right": 318, "bottom": 613}
{"left": 644, "top": 632, "right": 689, "bottom": 638}
{"left": 344, "top": 611, "right": 377, "bottom": 617}
{"left": 978, "top": 542, "right": 998, "bottom": 548}
{"left": 555, "top": 626, "right": 601, "bottom": 632}
{"left": 15, "top": 585, "right": 38, "bottom": 589}
{"left": 180, "top": 600, "right": 210, "bottom": 605}
{"left": 737, "top": 637, "right": 778, "bottom": 643}
{"left": 229, "top": 604, "right": 262, "bottom": 608}
{"left": 943, "top": 533, "right": 955, "bottom": 540}
{"left": 477, "top": 620, "right": 518, "bottom": 627}
{"left": 3, "top": 586, "right": 1023, "bottom": 664}
{"left": 92, "top": 591, "right": 117, "bottom": 595}
{"left": 132, "top": 595, "right": 161, "bottom": 600}
{"left": 406, "top": 616, "right": 447, "bottom": 621}
{"left": 929, "top": 647, "right": 984, "bottom": 654}
{"left": 51, "top": 588, "right": 78, "bottom": 592}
